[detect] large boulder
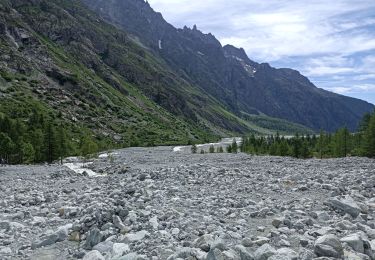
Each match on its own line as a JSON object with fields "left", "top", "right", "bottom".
{"left": 314, "top": 234, "right": 344, "bottom": 258}
{"left": 112, "top": 253, "right": 147, "bottom": 260}
{"left": 111, "top": 243, "right": 130, "bottom": 258}
{"left": 121, "top": 230, "right": 149, "bottom": 243}
{"left": 167, "top": 247, "right": 206, "bottom": 260}
{"left": 84, "top": 228, "right": 104, "bottom": 249}
{"left": 271, "top": 248, "right": 298, "bottom": 260}
{"left": 194, "top": 234, "right": 214, "bottom": 252}
{"left": 325, "top": 195, "right": 361, "bottom": 218}
{"left": 234, "top": 245, "right": 254, "bottom": 260}
{"left": 254, "top": 244, "right": 276, "bottom": 260}
{"left": 93, "top": 241, "right": 114, "bottom": 255}
{"left": 82, "top": 250, "right": 105, "bottom": 260}
{"left": 31, "top": 224, "right": 71, "bottom": 249}
{"left": 341, "top": 233, "right": 364, "bottom": 253}
{"left": 206, "top": 248, "right": 225, "bottom": 260}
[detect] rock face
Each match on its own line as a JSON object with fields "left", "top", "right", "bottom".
{"left": 0, "top": 147, "right": 375, "bottom": 259}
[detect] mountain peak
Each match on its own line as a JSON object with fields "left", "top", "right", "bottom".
{"left": 224, "top": 45, "right": 249, "bottom": 60}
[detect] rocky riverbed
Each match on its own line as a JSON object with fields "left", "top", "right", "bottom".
{"left": 0, "top": 146, "right": 375, "bottom": 260}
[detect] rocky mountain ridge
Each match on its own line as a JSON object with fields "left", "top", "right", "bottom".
{"left": 83, "top": 0, "right": 374, "bottom": 132}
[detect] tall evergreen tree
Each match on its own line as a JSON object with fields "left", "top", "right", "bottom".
{"left": 44, "top": 121, "right": 57, "bottom": 163}
{"left": 231, "top": 139, "right": 238, "bottom": 153}
{"left": 57, "top": 124, "right": 68, "bottom": 164}
{"left": 191, "top": 144, "right": 197, "bottom": 154}
{"left": 364, "top": 113, "right": 375, "bottom": 157}
{"left": 0, "top": 132, "right": 14, "bottom": 164}
{"left": 81, "top": 135, "right": 98, "bottom": 159}
{"left": 318, "top": 130, "right": 324, "bottom": 159}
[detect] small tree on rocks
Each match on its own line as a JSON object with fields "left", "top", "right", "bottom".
{"left": 191, "top": 144, "right": 197, "bottom": 154}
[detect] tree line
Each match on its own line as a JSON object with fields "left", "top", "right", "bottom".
{"left": 0, "top": 111, "right": 100, "bottom": 164}
{"left": 240, "top": 110, "right": 375, "bottom": 159}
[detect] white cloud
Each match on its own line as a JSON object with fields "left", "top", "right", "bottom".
{"left": 326, "top": 87, "right": 353, "bottom": 94}
{"left": 354, "top": 84, "right": 375, "bottom": 91}
{"left": 302, "top": 54, "right": 375, "bottom": 77}
{"left": 326, "top": 84, "right": 375, "bottom": 95}
{"left": 354, "top": 74, "right": 375, "bottom": 80}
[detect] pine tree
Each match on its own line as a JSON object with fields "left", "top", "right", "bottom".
{"left": 81, "top": 135, "right": 98, "bottom": 159}
{"left": 364, "top": 113, "right": 375, "bottom": 157}
{"left": 31, "top": 129, "right": 44, "bottom": 162}
{"left": 278, "top": 140, "right": 289, "bottom": 156}
{"left": 359, "top": 113, "right": 371, "bottom": 132}
{"left": 301, "top": 140, "right": 310, "bottom": 159}
{"left": 44, "top": 121, "right": 57, "bottom": 163}
{"left": 209, "top": 145, "right": 215, "bottom": 153}
{"left": 57, "top": 124, "right": 68, "bottom": 164}
{"left": 231, "top": 139, "right": 238, "bottom": 153}
{"left": 20, "top": 141, "right": 35, "bottom": 164}
{"left": 0, "top": 132, "right": 14, "bottom": 164}
{"left": 292, "top": 134, "right": 301, "bottom": 158}
{"left": 191, "top": 144, "right": 197, "bottom": 154}
{"left": 318, "top": 130, "right": 324, "bottom": 159}
{"left": 333, "top": 128, "right": 350, "bottom": 157}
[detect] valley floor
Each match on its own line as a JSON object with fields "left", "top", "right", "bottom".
{"left": 0, "top": 146, "right": 374, "bottom": 259}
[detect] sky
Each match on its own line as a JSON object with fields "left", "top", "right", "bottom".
{"left": 147, "top": 0, "right": 375, "bottom": 104}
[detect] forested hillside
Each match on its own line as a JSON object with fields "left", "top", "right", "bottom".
{"left": 240, "top": 111, "right": 375, "bottom": 158}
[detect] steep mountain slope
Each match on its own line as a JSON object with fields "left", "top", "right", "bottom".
{"left": 0, "top": 0, "right": 214, "bottom": 146}
{"left": 0, "top": 0, "right": 314, "bottom": 155}
{"left": 84, "top": 0, "right": 374, "bottom": 132}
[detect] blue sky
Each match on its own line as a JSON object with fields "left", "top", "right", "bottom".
{"left": 148, "top": 0, "right": 375, "bottom": 104}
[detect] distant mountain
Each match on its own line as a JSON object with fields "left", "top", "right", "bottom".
{"left": 83, "top": 0, "right": 374, "bottom": 132}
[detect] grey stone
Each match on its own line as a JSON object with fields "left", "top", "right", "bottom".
{"left": 326, "top": 195, "right": 361, "bottom": 218}
{"left": 207, "top": 248, "right": 225, "bottom": 260}
{"left": 93, "top": 240, "right": 114, "bottom": 254}
{"left": 272, "top": 218, "right": 283, "bottom": 228}
{"left": 254, "top": 244, "right": 276, "bottom": 260}
{"left": 111, "top": 243, "right": 130, "bottom": 258}
{"left": 314, "top": 234, "right": 343, "bottom": 258}
{"left": 298, "top": 249, "right": 314, "bottom": 260}
{"left": 341, "top": 233, "right": 364, "bottom": 253}
{"left": 82, "top": 250, "right": 105, "bottom": 260}
{"left": 113, "top": 252, "right": 147, "bottom": 260}
{"left": 234, "top": 245, "right": 254, "bottom": 260}
{"left": 166, "top": 247, "right": 207, "bottom": 260}
{"left": 32, "top": 234, "right": 58, "bottom": 249}
{"left": 113, "top": 215, "right": 126, "bottom": 231}
{"left": 121, "top": 230, "right": 149, "bottom": 243}
{"left": 84, "top": 228, "right": 104, "bottom": 249}
{"left": 274, "top": 248, "right": 298, "bottom": 260}
{"left": 30, "top": 247, "right": 66, "bottom": 260}
{"left": 194, "top": 234, "right": 214, "bottom": 252}
{"left": 222, "top": 249, "right": 240, "bottom": 260}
